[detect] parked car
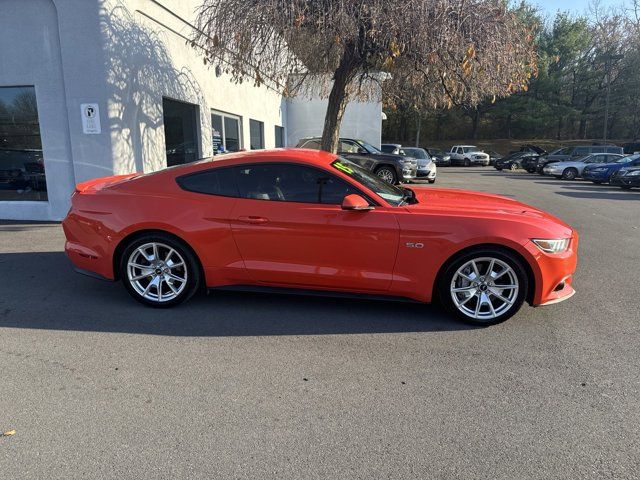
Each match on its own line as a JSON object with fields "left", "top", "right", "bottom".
{"left": 402, "top": 147, "right": 437, "bottom": 183}
{"left": 610, "top": 164, "right": 640, "bottom": 189}
{"left": 494, "top": 151, "right": 540, "bottom": 171}
{"left": 449, "top": 145, "right": 490, "bottom": 166}
{"left": 542, "top": 153, "right": 624, "bottom": 180}
{"left": 536, "top": 144, "right": 623, "bottom": 173}
{"left": 296, "top": 137, "right": 417, "bottom": 184}
{"left": 582, "top": 154, "right": 640, "bottom": 184}
{"left": 426, "top": 148, "right": 451, "bottom": 166}
{"left": 381, "top": 143, "right": 405, "bottom": 155}
{"left": 63, "top": 148, "right": 579, "bottom": 325}
{"left": 487, "top": 151, "right": 503, "bottom": 166}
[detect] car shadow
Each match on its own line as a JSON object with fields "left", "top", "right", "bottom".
{"left": 0, "top": 251, "right": 473, "bottom": 336}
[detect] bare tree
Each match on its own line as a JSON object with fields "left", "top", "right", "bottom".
{"left": 193, "top": 0, "right": 537, "bottom": 153}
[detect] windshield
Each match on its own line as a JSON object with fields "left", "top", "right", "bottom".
{"left": 429, "top": 149, "right": 444, "bottom": 156}
{"left": 617, "top": 154, "right": 640, "bottom": 163}
{"left": 555, "top": 147, "right": 573, "bottom": 155}
{"left": 357, "top": 141, "right": 382, "bottom": 154}
{"left": 331, "top": 158, "right": 408, "bottom": 206}
{"left": 402, "top": 148, "right": 429, "bottom": 159}
{"left": 462, "top": 146, "right": 479, "bottom": 153}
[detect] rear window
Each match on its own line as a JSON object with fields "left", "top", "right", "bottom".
{"left": 177, "top": 167, "right": 238, "bottom": 197}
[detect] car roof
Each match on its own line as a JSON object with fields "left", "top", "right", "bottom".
{"left": 145, "top": 149, "right": 340, "bottom": 179}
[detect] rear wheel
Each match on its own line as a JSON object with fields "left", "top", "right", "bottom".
{"left": 562, "top": 168, "right": 578, "bottom": 180}
{"left": 592, "top": 180, "right": 603, "bottom": 185}
{"left": 428, "top": 179, "right": 436, "bottom": 184}
{"left": 464, "top": 158, "right": 471, "bottom": 167}
{"left": 120, "top": 233, "right": 201, "bottom": 307}
{"left": 438, "top": 248, "right": 528, "bottom": 326}
{"left": 510, "top": 163, "right": 518, "bottom": 171}
{"left": 621, "top": 185, "right": 632, "bottom": 190}
{"left": 375, "top": 166, "right": 397, "bottom": 184}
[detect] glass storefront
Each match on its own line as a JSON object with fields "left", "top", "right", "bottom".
{"left": 0, "top": 86, "right": 47, "bottom": 201}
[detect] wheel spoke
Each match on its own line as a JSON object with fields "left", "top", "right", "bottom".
{"left": 166, "top": 272, "right": 186, "bottom": 283}
{"left": 131, "top": 272, "right": 153, "bottom": 281}
{"left": 494, "top": 284, "right": 518, "bottom": 290}
{"left": 470, "top": 260, "right": 480, "bottom": 278}
{"left": 165, "top": 248, "right": 175, "bottom": 263}
{"left": 139, "top": 247, "right": 154, "bottom": 262}
{"left": 152, "top": 243, "right": 159, "bottom": 262}
{"left": 157, "top": 279, "right": 163, "bottom": 302}
{"left": 129, "top": 263, "right": 152, "bottom": 270}
{"left": 453, "top": 285, "right": 476, "bottom": 293}
{"left": 166, "top": 281, "right": 179, "bottom": 295}
{"left": 486, "top": 259, "right": 495, "bottom": 277}
{"left": 488, "top": 288, "right": 513, "bottom": 305}
{"left": 167, "top": 261, "right": 184, "bottom": 269}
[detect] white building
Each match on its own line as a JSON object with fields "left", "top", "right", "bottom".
{"left": 0, "top": 0, "right": 383, "bottom": 221}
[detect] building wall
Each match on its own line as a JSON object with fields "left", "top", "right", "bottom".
{"left": 0, "top": 0, "right": 382, "bottom": 221}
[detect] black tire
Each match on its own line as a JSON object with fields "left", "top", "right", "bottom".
{"left": 510, "top": 163, "right": 518, "bottom": 171}
{"left": 464, "top": 158, "right": 471, "bottom": 167}
{"left": 592, "top": 181, "right": 603, "bottom": 185}
{"left": 621, "top": 185, "right": 632, "bottom": 190}
{"left": 526, "top": 169, "right": 536, "bottom": 174}
{"left": 561, "top": 168, "right": 578, "bottom": 180}
{"left": 437, "top": 247, "right": 528, "bottom": 326}
{"left": 428, "top": 179, "right": 436, "bottom": 184}
{"left": 495, "top": 167, "right": 503, "bottom": 171}
{"left": 375, "top": 166, "right": 398, "bottom": 184}
{"left": 119, "top": 233, "right": 201, "bottom": 308}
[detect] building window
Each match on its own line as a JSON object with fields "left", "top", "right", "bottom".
{"left": 0, "top": 86, "right": 47, "bottom": 201}
{"left": 162, "top": 98, "right": 199, "bottom": 167}
{"left": 211, "top": 110, "right": 242, "bottom": 154}
{"left": 249, "top": 119, "right": 264, "bottom": 150}
{"left": 275, "top": 125, "right": 285, "bottom": 148}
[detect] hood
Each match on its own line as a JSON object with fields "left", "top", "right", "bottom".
{"left": 346, "top": 152, "right": 415, "bottom": 163}
{"left": 405, "top": 188, "right": 573, "bottom": 234}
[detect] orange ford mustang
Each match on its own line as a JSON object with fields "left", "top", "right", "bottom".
{"left": 63, "top": 149, "right": 578, "bottom": 325}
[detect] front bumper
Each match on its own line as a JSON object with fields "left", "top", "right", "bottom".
{"left": 610, "top": 175, "right": 640, "bottom": 187}
{"left": 416, "top": 167, "right": 437, "bottom": 179}
{"left": 582, "top": 170, "right": 609, "bottom": 182}
{"left": 525, "top": 234, "right": 579, "bottom": 306}
{"left": 471, "top": 158, "right": 490, "bottom": 166}
{"left": 401, "top": 164, "right": 418, "bottom": 180}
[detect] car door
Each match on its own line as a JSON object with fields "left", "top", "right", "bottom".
{"left": 229, "top": 162, "right": 399, "bottom": 292}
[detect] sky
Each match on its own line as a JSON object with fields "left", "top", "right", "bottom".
{"left": 534, "top": 0, "right": 624, "bottom": 14}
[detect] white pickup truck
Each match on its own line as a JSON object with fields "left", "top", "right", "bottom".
{"left": 449, "top": 145, "right": 490, "bottom": 166}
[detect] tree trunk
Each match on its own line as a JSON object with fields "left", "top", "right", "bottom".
{"left": 415, "top": 114, "right": 421, "bottom": 147}
{"left": 320, "top": 51, "right": 356, "bottom": 153}
{"left": 471, "top": 109, "right": 480, "bottom": 140}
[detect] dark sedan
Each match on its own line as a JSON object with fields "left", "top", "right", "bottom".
{"left": 425, "top": 148, "right": 451, "bottom": 166}
{"left": 495, "top": 151, "right": 540, "bottom": 171}
{"left": 610, "top": 164, "right": 640, "bottom": 189}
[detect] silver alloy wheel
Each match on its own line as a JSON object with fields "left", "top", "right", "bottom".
{"left": 510, "top": 163, "right": 518, "bottom": 171}
{"left": 377, "top": 168, "right": 395, "bottom": 184}
{"left": 450, "top": 257, "right": 519, "bottom": 321}
{"left": 126, "top": 242, "right": 188, "bottom": 303}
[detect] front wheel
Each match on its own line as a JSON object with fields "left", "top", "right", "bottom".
{"left": 428, "top": 179, "right": 436, "bottom": 184}
{"left": 562, "top": 168, "right": 578, "bottom": 180}
{"left": 120, "top": 234, "right": 201, "bottom": 307}
{"left": 375, "top": 166, "right": 397, "bottom": 184}
{"left": 438, "top": 248, "right": 528, "bottom": 326}
{"left": 509, "top": 163, "right": 518, "bottom": 171}
{"left": 592, "top": 180, "right": 603, "bottom": 185}
{"left": 621, "top": 185, "right": 632, "bottom": 190}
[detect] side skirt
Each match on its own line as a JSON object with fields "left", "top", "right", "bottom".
{"left": 209, "top": 285, "right": 423, "bottom": 304}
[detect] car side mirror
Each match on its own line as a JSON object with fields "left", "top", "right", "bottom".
{"left": 357, "top": 147, "right": 367, "bottom": 154}
{"left": 342, "top": 194, "right": 374, "bottom": 211}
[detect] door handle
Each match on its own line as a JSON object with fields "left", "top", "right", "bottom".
{"left": 237, "top": 216, "right": 269, "bottom": 225}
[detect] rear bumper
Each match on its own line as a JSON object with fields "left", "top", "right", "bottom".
{"left": 62, "top": 214, "right": 118, "bottom": 280}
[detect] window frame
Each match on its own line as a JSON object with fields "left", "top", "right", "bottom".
{"left": 211, "top": 109, "right": 243, "bottom": 153}
{"left": 274, "top": 125, "right": 285, "bottom": 148}
{"left": 249, "top": 119, "right": 265, "bottom": 150}
{"left": 176, "top": 161, "right": 377, "bottom": 206}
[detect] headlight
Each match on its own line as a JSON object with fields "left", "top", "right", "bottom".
{"left": 626, "top": 170, "right": 640, "bottom": 176}
{"left": 532, "top": 238, "right": 570, "bottom": 254}
{"left": 443, "top": 156, "right": 450, "bottom": 161}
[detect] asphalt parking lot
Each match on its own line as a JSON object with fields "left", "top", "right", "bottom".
{"left": 1, "top": 167, "right": 639, "bottom": 479}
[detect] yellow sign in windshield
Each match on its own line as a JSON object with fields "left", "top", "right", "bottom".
{"left": 334, "top": 162, "right": 353, "bottom": 175}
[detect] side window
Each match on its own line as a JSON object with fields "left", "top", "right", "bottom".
{"left": 249, "top": 119, "right": 264, "bottom": 149}
{"left": 339, "top": 140, "right": 358, "bottom": 153}
{"left": 591, "top": 146, "right": 605, "bottom": 154}
{"left": 234, "top": 164, "right": 358, "bottom": 204}
{"left": 573, "top": 147, "right": 589, "bottom": 157}
{"left": 177, "top": 167, "right": 238, "bottom": 197}
{"left": 606, "top": 146, "right": 620, "bottom": 154}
